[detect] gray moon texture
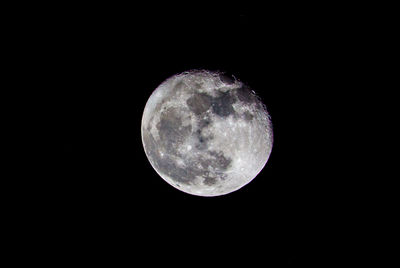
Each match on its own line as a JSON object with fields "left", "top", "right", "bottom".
{"left": 141, "top": 70, "right": 273, "bottom": 197}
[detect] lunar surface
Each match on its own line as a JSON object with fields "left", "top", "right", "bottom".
{"left": 141, "top": 70, "right": 273, "bottom": 196}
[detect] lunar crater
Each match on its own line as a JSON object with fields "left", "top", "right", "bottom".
{"left": 219, "top": 73, "right": 235, "bottom": 85}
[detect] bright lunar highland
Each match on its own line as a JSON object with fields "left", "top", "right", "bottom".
{"left": 141, "top": 70, "right": 273, "bottom": 196}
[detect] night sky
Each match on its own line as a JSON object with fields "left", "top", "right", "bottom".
{"left": 23, "top": 5, "right": 348, "bottom": 265}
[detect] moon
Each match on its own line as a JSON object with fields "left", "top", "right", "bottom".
{"left": 141, "top": 70, "right": 273, "bottom": 197}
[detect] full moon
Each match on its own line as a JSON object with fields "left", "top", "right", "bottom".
{"left": 141, "top": 70, "right": 273, "bottom": 196}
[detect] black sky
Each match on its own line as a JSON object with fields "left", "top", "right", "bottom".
{"left": 22, "top": 5, "right": 349, "bottom": 265}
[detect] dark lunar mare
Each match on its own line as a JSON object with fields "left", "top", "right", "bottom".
{"left": 187, "top": 90, "right": 238, "bottom": 151}
{"left": 156, "top": 108, "right": 192, "bottom": 155}
{"left": 186, "top": 93, "right": 212, "bottom": 115}
{"left": 143, "top": 102, "right": 233, "bottom": 185}
{"left": 187, "top": 91, "right": 238, "bottom": 118}
{"left": 195, "top": 117, "right": 213, "bottom": 151}
{"left": 211, "top": 91, "right": 236, "bottom": 117}
{"left": 144, "top": 129, "right": 232, "bottom": 185}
